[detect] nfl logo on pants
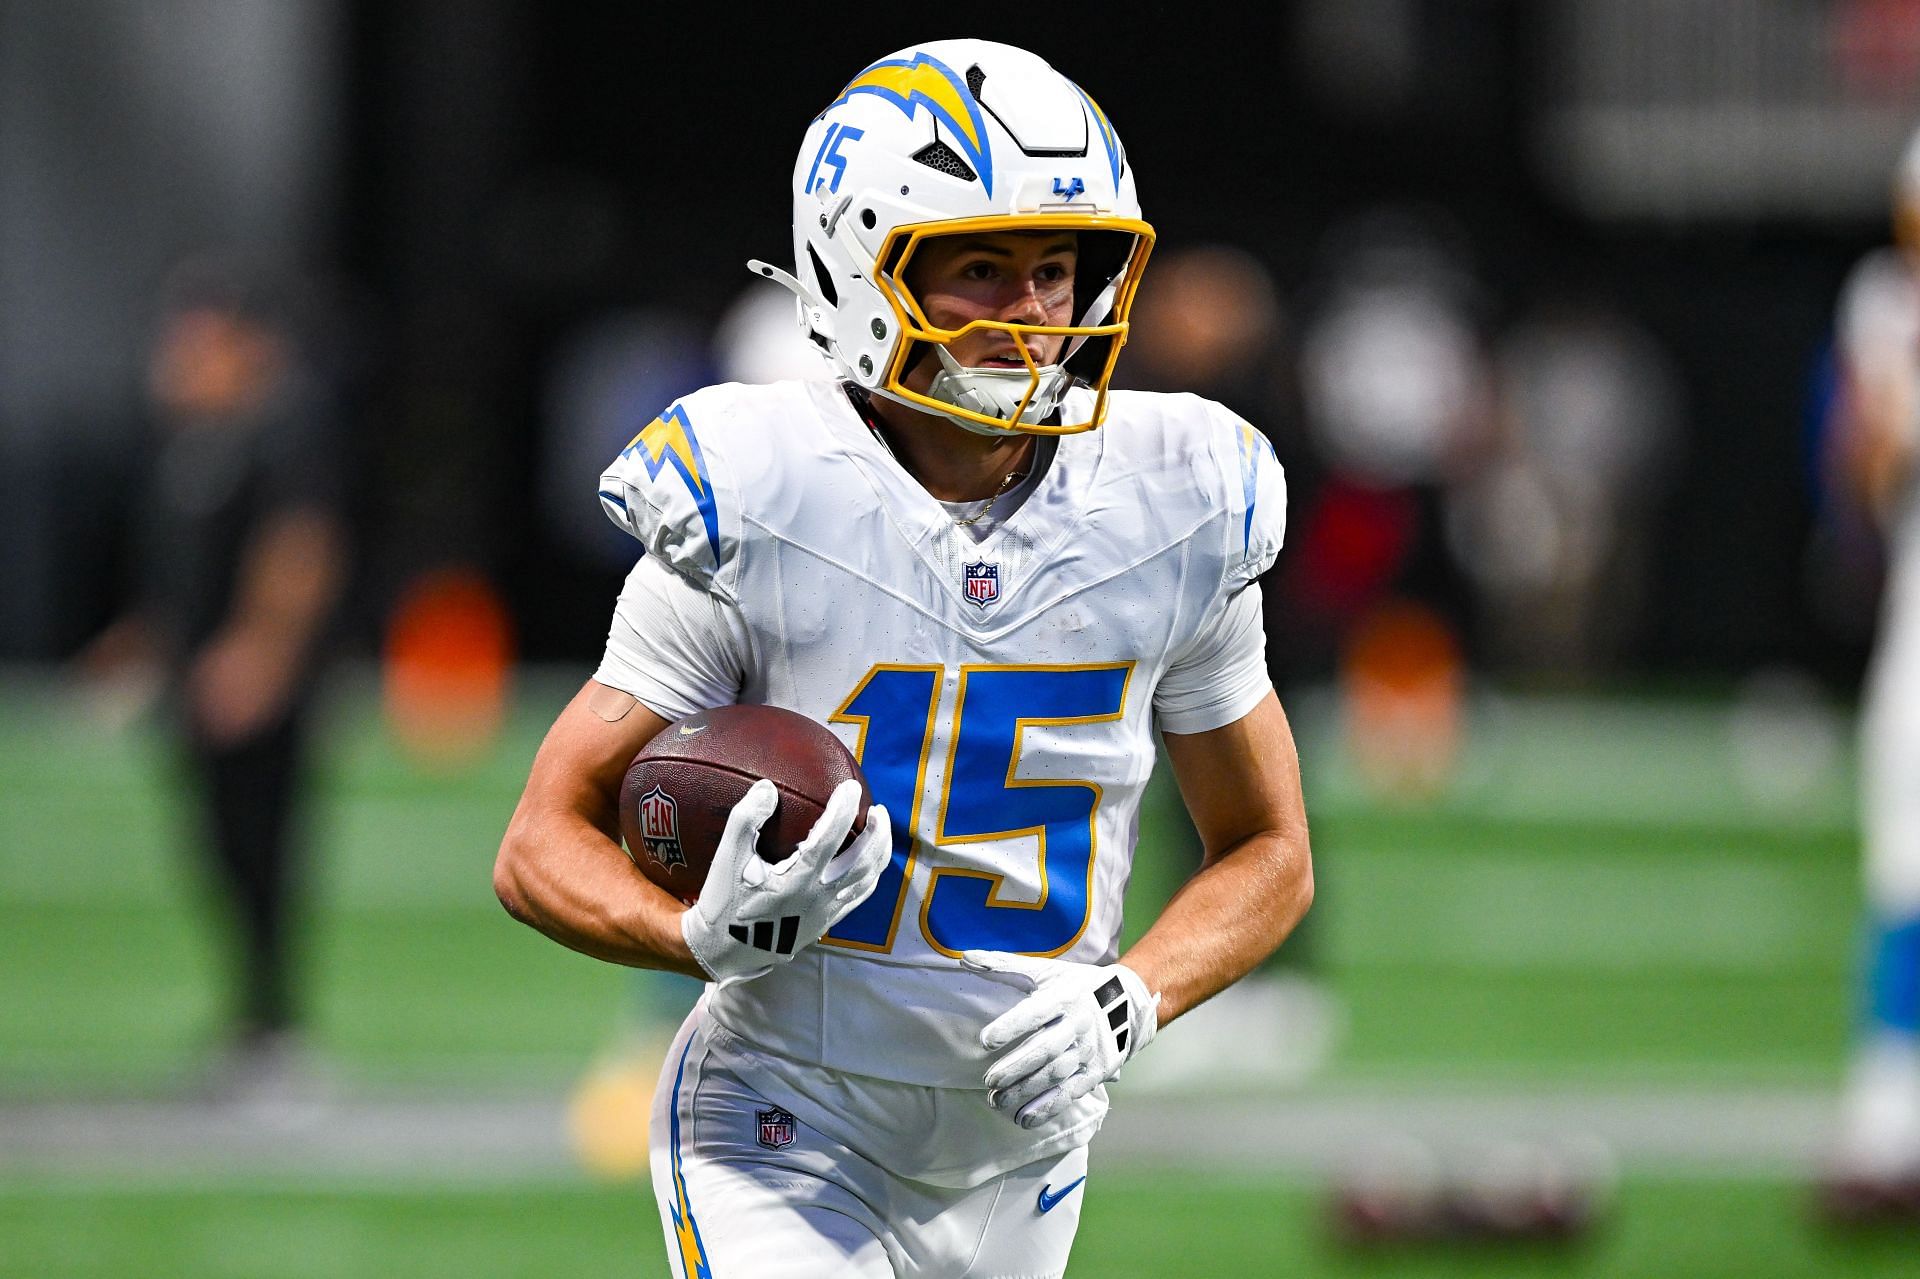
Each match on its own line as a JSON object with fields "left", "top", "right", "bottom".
{"left": 757, "top": 1106, "right": 796, "bottom": 1150}
{"left": 963, "top": 560, "right": 1000, "bottom": 608}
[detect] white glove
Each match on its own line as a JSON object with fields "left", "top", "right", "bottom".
{"left": 960, "top": 950, "right": 1160, "bottom": 1129}
{"left": 681, "top": 778, "right": 890, "bottom": 988}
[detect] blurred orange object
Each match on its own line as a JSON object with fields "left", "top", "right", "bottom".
{"left": 1340, "top": 599, "right": 1465, "bottom": 800}
{"left": 383, "top": 567, "right": 514, "bottom": 769}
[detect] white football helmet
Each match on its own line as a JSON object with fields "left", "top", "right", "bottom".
{"left": 748, "top": 39, "right": 1154, "bottom": 436}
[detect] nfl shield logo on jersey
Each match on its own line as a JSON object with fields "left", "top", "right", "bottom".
{"left": 756, "top": 1106, "right": 797, "bottom": 1150}
{"left": 963, "top": 560, "right": 1001, "bottom": 609}
{"left": 638, "top": 785, "right": 686, "bottom": 870}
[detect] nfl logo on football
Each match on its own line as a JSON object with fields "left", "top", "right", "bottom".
{"left": 756, "top": 1106, "right": 797, "bottom": 1150}
{"left": 638, "top": 785, "right": 686, "bottom": 870}
{"left": 962, "top": 560, "right": 1000, "bottom": 609}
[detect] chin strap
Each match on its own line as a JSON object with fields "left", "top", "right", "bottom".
{"left": 924, "top": 344, "right": 1073, "bottom": 436}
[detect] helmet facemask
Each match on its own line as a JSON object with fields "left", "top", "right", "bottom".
{"left": 874, "top": 218, "right": 1153, "bottom": 436}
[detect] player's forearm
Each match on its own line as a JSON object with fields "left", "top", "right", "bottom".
{"left": 1119, "top": 827, "right": 1312, "bottom": 1026}
{"left": 494, "top": 806, "right": 704, "bottom": 978}
{"left": 226, "top": 508, "right": 345, "bottom": 650}
{"left": 1863, "top": 432, "right": 1918, "bottom": 523}
{"left": 1842, "top": 370, "right": 1920, "bottom": 523}
{"left": 77, "top": 612, "right": 157, "bottom": 676}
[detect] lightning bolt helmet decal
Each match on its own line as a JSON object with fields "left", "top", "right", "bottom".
{"left": 830, "top": 53, "right": 995, "bottom": 197}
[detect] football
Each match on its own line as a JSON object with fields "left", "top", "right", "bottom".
{"left": 618, "top": 703, "right": 871, "bottom": 903}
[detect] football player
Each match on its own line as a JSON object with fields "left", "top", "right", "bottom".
{"left": 495, "top": 39, "right": 1314, "bottom": 1276}
{"left": 1825, "top": 122, "right": 1920, "bottom": 1218}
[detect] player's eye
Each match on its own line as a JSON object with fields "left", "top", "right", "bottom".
{"left": 960, "top": 260, "right": 1000, "bottom": 282}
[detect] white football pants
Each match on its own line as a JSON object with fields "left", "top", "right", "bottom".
{"left": 649, "top": 1004, "right": 1088, "bottom": 1278}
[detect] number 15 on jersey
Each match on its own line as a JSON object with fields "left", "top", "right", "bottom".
{"left": 822, "top": 662, "right": 1133, "bottom": 958}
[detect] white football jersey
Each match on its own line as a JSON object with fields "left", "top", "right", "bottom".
{"left": 1840, "top": 251, "right": 1920, "bottom": 918}
{"left": 1839, "top": 249, "right": 1920, "bottom": 545}
{"left": 593, "top": 379, "right": 1284, "bottom": 1099}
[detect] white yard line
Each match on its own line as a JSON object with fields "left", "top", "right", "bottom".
{"left": 0, "top": 1086, "right": 1842, "bottom": 1183}
{"left": 1099, "top": 1087, "right": 1839, "bottom": 1178}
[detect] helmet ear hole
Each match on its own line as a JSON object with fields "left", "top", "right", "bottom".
{"left": 806, "top": 243, "right": 838, "bottom": 308}
{"left": 1073, "top": 231, "right": 1137, "bottom": 325}
{"left": 860, "top": 208, "right": 877, "bottom": 229}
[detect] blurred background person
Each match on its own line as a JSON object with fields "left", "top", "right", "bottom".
{"left": 1456, "top": 289, "right": 1685, "bottom": 678}
{"left": 710, "top": 280, "right": 835, "bottom": 387}
{"left": 1292, "top": 207, "right": 1490, "bottom": 796}
{"left": 78, "top": 254, "right": 351, "bottom": 1100}
{"left": 1822, "top": 122, "right": 1920, "bottom": 1218}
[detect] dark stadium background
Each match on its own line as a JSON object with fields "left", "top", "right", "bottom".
{"left": 334, "top": 3, "right": 1871, "bottom": 679}
{"left": 0, "top": 2, "right": 1881, "bottom": 683}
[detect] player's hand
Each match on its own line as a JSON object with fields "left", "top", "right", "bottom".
{"left": 680, "top": 778, "right": 890, "bottom": 988}
{"left": 189, "top": 626, "right": 299, "bottom": 746}
{"left": 959, "top": 950, "right": 1160, "bottom": 1128}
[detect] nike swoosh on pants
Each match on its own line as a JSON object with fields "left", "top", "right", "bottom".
{"left": 1036, "top": 1175, "right": 1087, "bottom": 1214}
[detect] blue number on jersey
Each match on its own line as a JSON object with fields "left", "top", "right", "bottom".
{"left": 821, "top": 665, "right": 941, "bottom": 951}
{"left": 822, "top": 662, "right": 1132, "bottom": 956}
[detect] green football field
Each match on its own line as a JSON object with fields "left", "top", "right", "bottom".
{"left": 0, "top": 668, "right": 1895, "bottom": 1276}
{"left": 5, "top": 1173, "right": 1917, "bottom": 1279}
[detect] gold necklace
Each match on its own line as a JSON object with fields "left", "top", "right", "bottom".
{"left": 951, "top": 465, "right": 1027, "bottom": 528}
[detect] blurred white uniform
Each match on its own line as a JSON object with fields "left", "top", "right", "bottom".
{"left": 593, "top": 377, "right": 1283, "bottom": 1273}
{"left": 1835, "top": 244, "right": 1920, "bottom": 1181}
{"left": 1840, "top": 252, "right": 1920, "bottom": 924}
